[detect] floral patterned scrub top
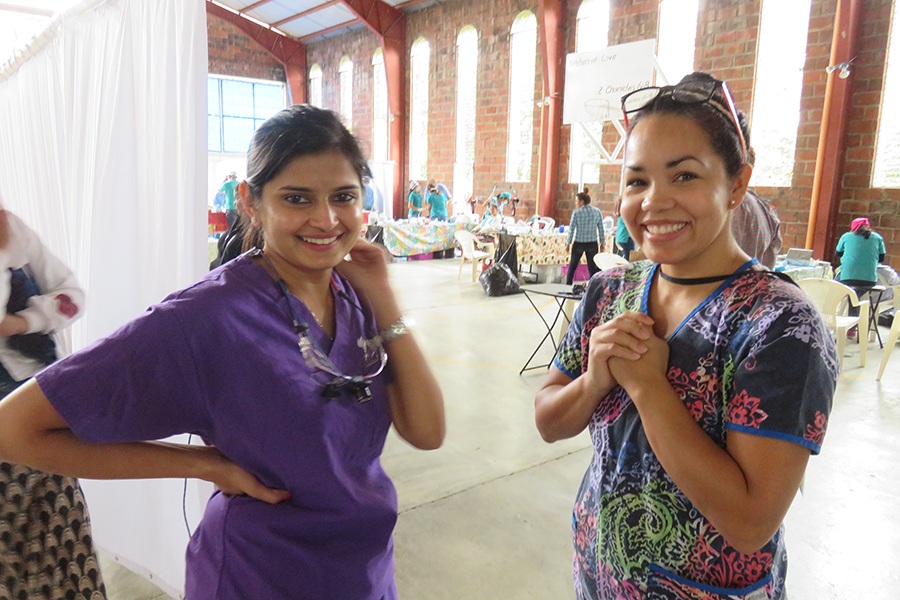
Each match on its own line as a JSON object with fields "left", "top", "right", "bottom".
{"left": 553, "top": 260, "right": 838, "bottom": 600}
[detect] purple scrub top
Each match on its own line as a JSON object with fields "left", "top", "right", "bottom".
{"left": 37, "top": 256, "right": 399, "bottom": 599}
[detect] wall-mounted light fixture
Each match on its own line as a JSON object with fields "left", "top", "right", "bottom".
{"left": 826, "top": 59, "right": 854, "bottom": 79}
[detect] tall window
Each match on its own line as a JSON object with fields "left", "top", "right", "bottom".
{"left": 506, "top": 11, "right": 537, "bottom": 182}
{"left": 208, "top": 75, "right": 285, "bottom": 153}
{"left": 454, "top": 26, "right": 479, "bottom": 201}
{"left": 874, "top": 6, "right": 900, "bottom": 187}
{"left": 657, "top": 0, "right": 699, "bottom": 83}
{"left": 339, "top": 57, "right": 353, "bottom": 130}
{"left": 308, "top": 64, "right": 323, "bottom": 107}
{"left": 372, "top": 49, "right": 389, "bottom": 162}
{"left": 409, "top": 38, "right": 430, "bottom": 180}
{"left": 568, "top": 0, "right": 610, "bottom": 184}
{"left": 751, "top": 0, "right": 812, "bottom": 186}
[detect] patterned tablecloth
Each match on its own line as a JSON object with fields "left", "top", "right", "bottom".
{"left": 515, "top": 232, "right": 584, "bottom": 266}
{"left": 368, "top": 220, "right": 475, "bottom": 256}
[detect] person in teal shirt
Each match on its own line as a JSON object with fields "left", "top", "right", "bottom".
{"left": 219, "top": 172, "right": 240, "bottom": 229}
{"left": 407, "top": 181, "right": 423, "bottom": 217}
{"left": 835, "top": 217, "right": 886, "bottom": 287}
{"left": 613, "top": 197, "right": 634, "bottom": 259}
{"left": 426, "top": 184, "right": 448, "bottom": 221}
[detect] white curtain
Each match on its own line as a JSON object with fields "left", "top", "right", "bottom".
{"left": 0, "top": 0, "right": 209, "bottom": 596}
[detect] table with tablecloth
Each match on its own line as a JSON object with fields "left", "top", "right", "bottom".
{"left": 366, "top": 220, "right": 476, "bottom": 256}
{"left": 774, "top": 260, "right": 834, "bottom": 282}
{"left": 493, "top": 232, "right": 587, "bottom": 282}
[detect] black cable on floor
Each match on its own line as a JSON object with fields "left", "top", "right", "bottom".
{"left": 182, "top": 433, "right": 193, "bottom": 538}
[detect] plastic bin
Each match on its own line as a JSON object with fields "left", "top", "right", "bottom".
{"left": 561, "top": 264, "right": 591, "bottom": 282}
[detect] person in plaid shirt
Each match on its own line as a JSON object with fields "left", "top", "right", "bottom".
{"left": 565, "top": 192, "right": 604, "bottom": 284}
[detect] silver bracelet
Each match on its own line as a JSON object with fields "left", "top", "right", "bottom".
{"left": 358, "top": 316, "right": 416, "bottom": 351}
{"left": 379, "top": 316, "right": 416, "bottom": 343}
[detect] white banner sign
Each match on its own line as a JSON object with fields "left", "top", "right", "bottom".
{"left": 563, "top": 39, "right": 657, "bottom": 124}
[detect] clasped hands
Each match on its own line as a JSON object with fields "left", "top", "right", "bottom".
{"left": 583, "top": 312, "right": 670, "bottom": 400}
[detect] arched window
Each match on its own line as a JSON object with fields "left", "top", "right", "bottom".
{"left": 874, "top": 5, "right": 900, "bottom": 187}
{"left": 339, "top": 56, "right": 353, "bottom": 130}
{"left": 657, "top": 0, "right": 699, "bottom": 83}
{"left": 568, "top": 0, "right": 610, "bottom": 184}
{"left": 751, "top": 0, "right": 812, "bottom": 186}
{"left": 454, "top": 26, "right": 479, "bottom": 202}
{"left": 506, "top": 11, "right": 537, "bottom": 182}
{"left": 308, "top": 64, "right": 322, "bottom": 108}
{"left": 409, "top": 38, "right": 430, "bottom": 180}
{"left": 372, "top": 49, "right": 389, "bottom": 162}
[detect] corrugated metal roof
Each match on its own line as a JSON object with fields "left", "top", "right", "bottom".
{"left": 212, "top": 0, "right": 444, "bottom": 43}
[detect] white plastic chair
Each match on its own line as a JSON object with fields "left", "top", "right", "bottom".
{"left": 530, "top": 216, "right": 556, "bottom": 234}
{"left": 593, "top": 252, "right": 629, "bottom": 271}
{"left": 877, "top": 284, "right": 900, "bottom": 380}
{"left": 454, "top": 230, "right": 493, "bottom": 282}
{"left": 797, "top": 279, "right": 869, "bottom": 372}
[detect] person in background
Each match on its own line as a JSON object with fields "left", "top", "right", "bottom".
{"left": 0, "top": 204, "right": 105, "bottom": 600}
{"left": 0, "top": 105, "right": 445, "bottom": 600}
{"left": 363, "top": 180, "right": 375, "bottom": 211}
{"left": 731, "top": 148, "right": 782, "bottom": 268}
{"left": 478, "top": 203, "right": 501, "bottom": 231}
{"left": 497, "top": 191, "right": 511, "bottom": 214}
{"left": 509, "top": 189, "right": 520, "bottom": 218}
{"left": 212, "top": 189, "right": 226, "bottom": 213}
{"left": 565, "top": 191, "right": 604, "bottom": 285}
{"left": 835, "top": 217, "right": 886, "bottom": 294}
{"left": 220, "top": 171, "right": 240, "bottom": 229}
{"left": 436, "top": 181, "right": 452, "bottom": 206}
{"left": 536, "top": 71, "right": 838, "bottom": 599}
{"left": 426, "top": 182, "right": 449, "bottom": 221}
{"left": 408, "top": 180, "right": 423, "bottom": 217}
{"left": 613, "top": 196, "right": 634, "bottom": 260}
{"left": 210, "top": 200, "right": 246, "bottom": 270}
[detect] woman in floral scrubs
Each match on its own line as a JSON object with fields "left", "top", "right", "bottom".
{"left": 535, "top": 72, "right": 838, "bottom": 599}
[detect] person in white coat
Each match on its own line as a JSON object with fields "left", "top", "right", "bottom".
{"left": 0, "top": 203, "right": 106, "bottom": 599}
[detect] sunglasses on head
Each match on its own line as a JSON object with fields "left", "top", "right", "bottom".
{"left": 620, "top": 78, "right": 748, "bottom": 164}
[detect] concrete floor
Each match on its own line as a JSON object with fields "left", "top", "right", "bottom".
{"left": 99, "top": 257, "right": 900, "bottom": 599}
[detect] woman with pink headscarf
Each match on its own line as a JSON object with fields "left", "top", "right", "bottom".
{"left": 834, "top": 217, "right": 887, "bottom": 290}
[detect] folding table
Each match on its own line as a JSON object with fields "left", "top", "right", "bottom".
{"left": 519, "top": 283, "right": 584, "bottom": 375}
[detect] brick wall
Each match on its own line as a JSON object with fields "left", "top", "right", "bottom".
{"left": 207, "top": 14, "right": 285, "bottom": 81}
{"left": 307, "top": 27, "right": 381, "bottom": 158}
{"left": 209, "top": 1, "right": 900, "bottom": 270}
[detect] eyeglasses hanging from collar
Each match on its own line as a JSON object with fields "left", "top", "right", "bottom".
{"left": 620, "top": 78, "right": 748, "bottom": 164}
{"left": 253, "top": 249, "right": 387, "bottom": 403}
{"left": 296, "top": 321, "right": 387, "bottom": 403}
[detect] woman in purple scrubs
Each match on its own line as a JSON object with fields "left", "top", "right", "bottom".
{"left": 0, "top": 105, "right": 445, "bottom": 600}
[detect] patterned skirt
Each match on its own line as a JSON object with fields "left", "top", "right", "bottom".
{"left": 0, "top": 367, "right": 106, "bottom": 599}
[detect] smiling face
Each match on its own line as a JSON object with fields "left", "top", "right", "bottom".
{"left": 620, "top": 113, "right": 751, "bottom": 276}
{"left": 245, "top": 149, "right": 363, "bottom": 278}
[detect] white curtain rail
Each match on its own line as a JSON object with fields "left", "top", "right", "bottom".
{"left": 0, "top": 0, "right": 116, "bottom": 81}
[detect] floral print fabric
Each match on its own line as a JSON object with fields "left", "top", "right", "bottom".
{"left": 554, "top": 260, "right": 838, "bottom": 599}
{"left": 516, "top": 232, "right": 585, "bottom": 266}
{"left": 373, "top": 221, "right": 476, "bottom": 256}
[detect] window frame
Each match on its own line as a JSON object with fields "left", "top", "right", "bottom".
{"left": 506, "top": 11, "right": 538, "bottom": 183}
{"left": 207, "top": 74, "right": 286, "bottom": 155}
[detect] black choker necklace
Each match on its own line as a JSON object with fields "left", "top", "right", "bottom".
{"left": 658, "top": 270, "right": 733, "bottom": 285}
